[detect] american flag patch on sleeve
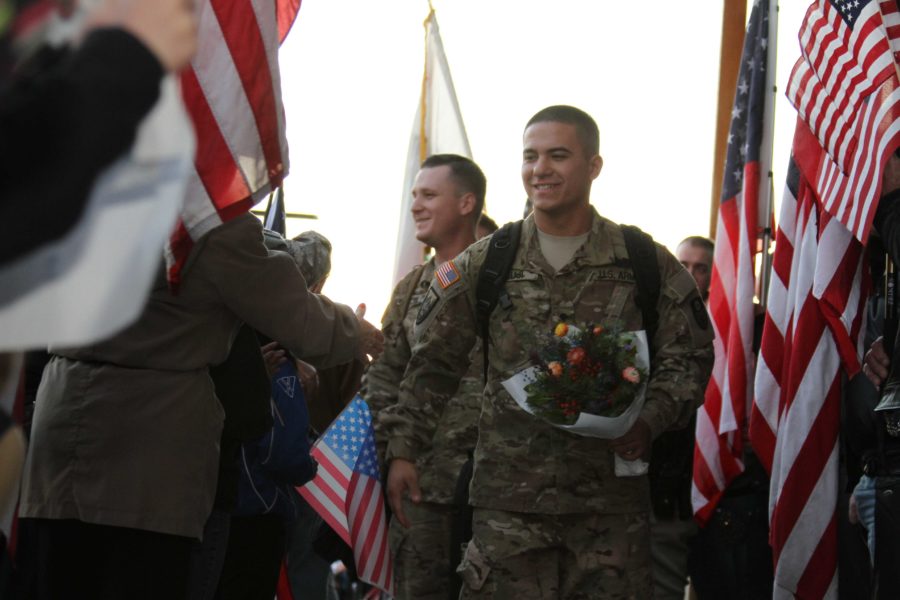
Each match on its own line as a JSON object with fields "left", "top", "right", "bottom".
{"left": 435, "top": 260, "right": 461, "bottom": 289}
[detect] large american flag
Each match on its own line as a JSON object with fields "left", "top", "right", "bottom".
{"left": 751, "top": 121, "right": 869, "bottom": 599}
{"left": 298, "top": 396, "right": 394, "bottom": 595}
{"left": 786, "top": 0, "right": 900, "bottom": 242}
{"left": 166, "top": 0, "right": 301, "bottom": 287}
{"left": 691, "top": 0, "right": 771, "bottom": 526}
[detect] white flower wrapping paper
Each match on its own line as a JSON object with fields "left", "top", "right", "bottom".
{"left": 501, "top": 330, "right": 650, "bottom": 477}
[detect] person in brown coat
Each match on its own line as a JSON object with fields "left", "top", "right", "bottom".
{"left": 18, "top": 213, "right": 383, "bottom": 599}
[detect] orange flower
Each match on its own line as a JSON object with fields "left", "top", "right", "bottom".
{"left": 554, "top": 322, "right": 569, "bottom": 337}
{"left": 548, "top": 361, "right": 563, "bottom": 377}
{"left": 592, "top": 325, "right": 603, "bottom": 336}
{"left": 622, "top": 366, "right": 640, "bottom": 383}
{"left": 566, "top": 347, "right": 586, "bottom": 365}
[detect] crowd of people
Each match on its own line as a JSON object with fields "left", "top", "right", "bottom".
{"left": 3, "top": 1, "right": 900, "bottom": 599}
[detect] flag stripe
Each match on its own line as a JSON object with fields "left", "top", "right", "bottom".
{"left": 210, "top": 0, "right": 285, "bottom": 184}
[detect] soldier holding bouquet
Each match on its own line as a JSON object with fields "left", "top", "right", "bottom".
{"left": 382, "top": 105, "right": 714, "bottom": 599}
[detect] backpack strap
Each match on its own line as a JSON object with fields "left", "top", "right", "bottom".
{"left": 398, "top": 264, "right": 427, "bottom": 326}
{"left": 620, "top": 224, "right": 661, "bottom": 359}
{"left": 474, "top": 220, "right": 523, "bottom": 381}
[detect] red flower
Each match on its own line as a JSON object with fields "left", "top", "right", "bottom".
{"left": 566, "top": 347, "right": 586, "bottom": 365}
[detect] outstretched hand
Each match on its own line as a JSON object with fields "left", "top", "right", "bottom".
{"left": 355, "top": 304, "right": 384, "bottom": 360}
{"left": 386, "top": 458, "right": 421, "bottom": 528}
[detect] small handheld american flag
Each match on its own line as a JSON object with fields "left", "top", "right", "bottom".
{"left": 298, "top": 395, "right": 394, "bottom": 595}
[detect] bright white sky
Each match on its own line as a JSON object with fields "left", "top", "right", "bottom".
{"left": 276, "top": 0, "right": 808, "bottom": 321}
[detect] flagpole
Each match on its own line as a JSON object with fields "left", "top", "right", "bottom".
{"left": 709, "top": 0, "right": 748, "bottom": 238}
{"left": 758, "top": 0, "right": 779, "bottom": 311}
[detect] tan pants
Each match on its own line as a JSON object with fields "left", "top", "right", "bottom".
{"left": 457, "top": 508, "right": 652, "bottom": 600}
{"left": 388, "top": 499, "right": 456, "bottom": 600}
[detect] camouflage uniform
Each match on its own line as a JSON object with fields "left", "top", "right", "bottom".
{"left": 381, "top": 210, "right": 714, "bottom": 599}
{"left": 362, "top": 258, "right": 483, "bottom": 600}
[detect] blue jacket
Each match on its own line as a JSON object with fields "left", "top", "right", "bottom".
{"left": 235, "top": 360, "right": 318, "bottom": 518}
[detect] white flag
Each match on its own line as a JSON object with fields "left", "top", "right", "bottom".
{"left": 392, "top": 9, "right": 472, "bottom": 284}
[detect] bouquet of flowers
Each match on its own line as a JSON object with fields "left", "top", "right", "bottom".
{"left": 524, "top": 322, "right": 646, "bottom": 424}
{"left": 501, "top": 321, "right": 650, "bottom": 476}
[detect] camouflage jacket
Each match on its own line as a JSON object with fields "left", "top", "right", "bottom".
{"left": 381, "top": 210, "right": 714, "bottom": 515}
{"left": 362, "top": 258, "right": 483, "bottom": 505}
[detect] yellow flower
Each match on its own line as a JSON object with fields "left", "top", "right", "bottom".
{"left": 554, "top": 323, "right": 569, "bottom": 337}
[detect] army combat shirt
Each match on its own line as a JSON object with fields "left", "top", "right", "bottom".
{"left": 363, "top": 258, "right": 483, "bottom": 505}
{"left": 381, "top": 209, "right": 714, "bottom": 515}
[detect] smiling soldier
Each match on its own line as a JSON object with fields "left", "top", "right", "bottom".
{"left": 363, "top": 154, "right": 486, "bottom": 599}
{"left": 382, "top": 106, "right": 714, "bottom": 599}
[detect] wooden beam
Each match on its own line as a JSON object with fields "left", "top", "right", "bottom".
{"left": 709, "top": 0, "right": 748, "bottom": 239}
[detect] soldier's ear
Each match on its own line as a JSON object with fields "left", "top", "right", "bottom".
{"left": 590, "top": 155, "right": 603, "bottom": 180}
{"left": 458, "top": 191, "right": 476, "bottom": 217}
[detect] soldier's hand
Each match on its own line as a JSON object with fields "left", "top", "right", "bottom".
{"left": 609, "top": 417, "right": 651, "bottom": 460}
{"left": 863, "top": 336, "right": 890, "bottom": 387}
{"left": 387, "top": 458, "right": 421, "bottom": 528}
{"left": 356, "top": 304, "right": 385, "bottom": 360}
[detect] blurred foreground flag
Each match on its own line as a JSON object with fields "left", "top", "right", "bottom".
{"left": 786, "top": 0, "right": 900, "bottom": 242}
{"left": 168, "top": 0, "right": 302, "bottom": 288}
{"left": 392, "top": 8, "right": 472, "bottom": 284}
{"left": 298, "top": 395, "right": 394, "bottom": 595}
{"left": 0, "top": 0, "right": 303, "bottom": 349}
{"left": 0, "top": 77, "right": 194, "bottom": 350}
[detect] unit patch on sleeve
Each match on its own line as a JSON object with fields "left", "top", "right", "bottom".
{"left": 691, "top": 297, "right": 710, "bottom": 330}
{"left": 416, "top": 287, "right": 440, "bottom": 325}
{"left": 435, "top": 260, "right": 461, "bottom": 290}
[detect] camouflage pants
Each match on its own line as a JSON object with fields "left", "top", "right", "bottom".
{"left": 388, "top": 499, "right": 456, "bottom": 600}
{"left": 456, "top": 508, "right": 652, "bottom": 600}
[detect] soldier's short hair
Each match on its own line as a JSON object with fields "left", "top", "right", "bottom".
{"left": 678, "top": 236, "right": 714, "bottom": 255}
{"left": 420, "top": 154, "right": 486, "bottom": 221}
{"left": 525, "top": 105, "right": 600, "bottom": 158}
